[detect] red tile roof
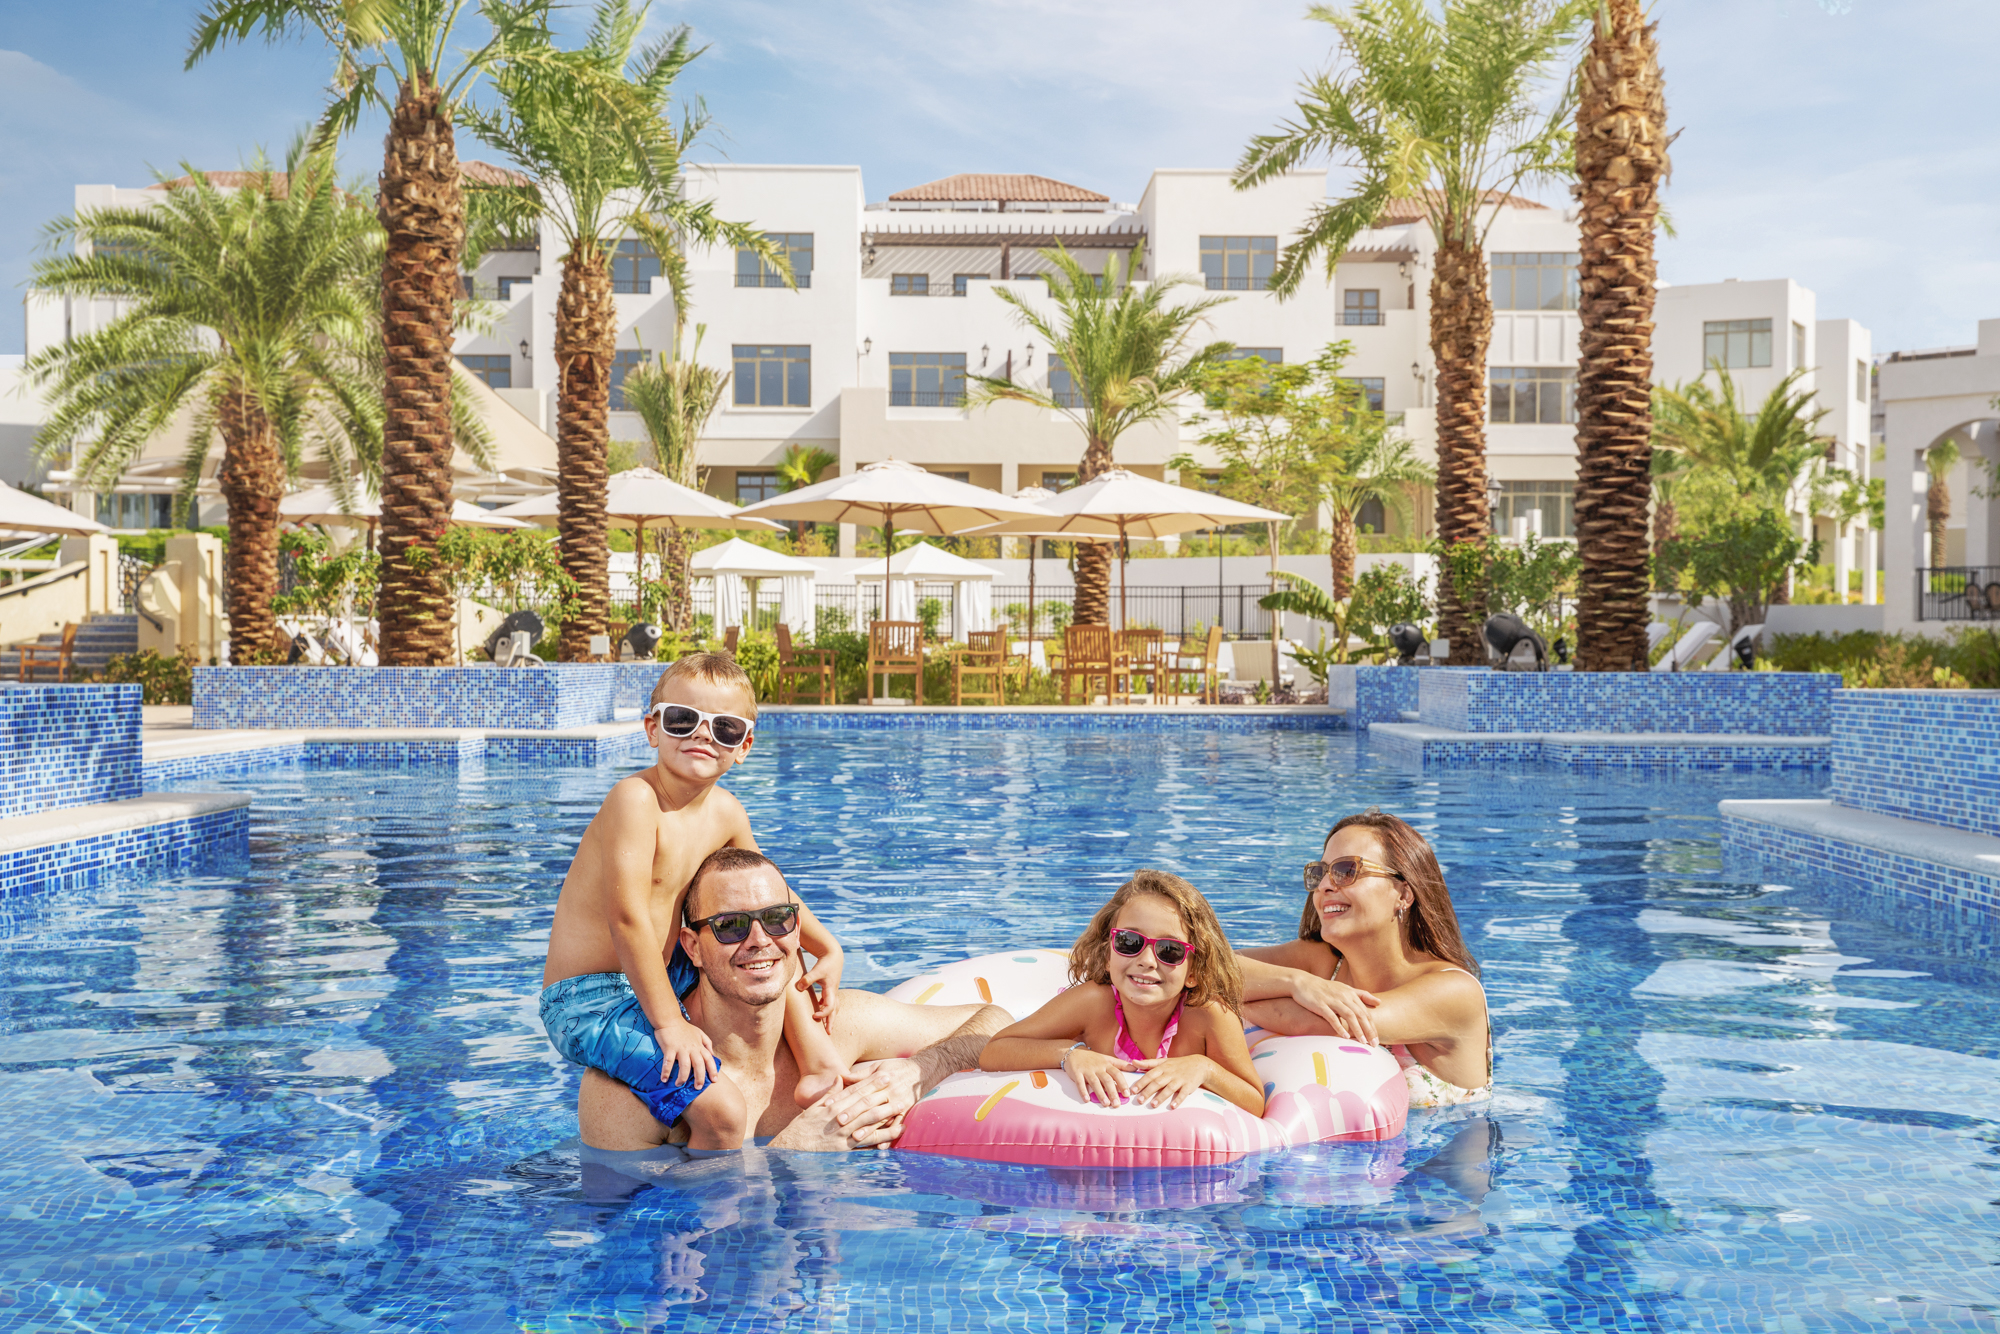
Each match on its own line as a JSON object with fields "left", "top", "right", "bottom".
{"left": 889, "top": 173, "right": 1108, "bottom": 204}
{"left": 1373, "top": 191, "right": 1551, "bottom": 225}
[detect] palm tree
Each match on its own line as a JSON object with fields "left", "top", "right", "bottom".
{"left": 461, "top": 1, "right": 785, "bottom": 658}
{"left": 1652, "top": 365, "right": 1829, "bottom": 507}
{"left": 189, "top": 0, "right": 556, "bottom": 665}
{"left": 621, "top": 325, "right": 729, "bottom": 635}
{"left": 25, "top": 147, "right": 382, "bottom": 663}
{"left": 1924, "top": 437, "right": 1960, "bottom": 570}
{"left": 967, "top": 245, "right": 1233, "bottom": 625}
{"left": 1572, "top": 0, "right": 1668, "bottom": 672}
{"left": 1314, "top": 424, "right": 1434, "bottom": 599}
{"left": 776, "top": 443, "right": 837, "bottom": 550}
{"left": 1234, "top": 0, "right": 1590, "bottom": 663}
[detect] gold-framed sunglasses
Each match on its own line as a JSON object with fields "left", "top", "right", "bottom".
{"left": 1302, "top": 856, "right": 1407, "bottom": 893}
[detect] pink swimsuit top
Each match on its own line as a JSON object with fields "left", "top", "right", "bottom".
{"left": 1111, "top": 990, "right": 1184, "bottom": 1061}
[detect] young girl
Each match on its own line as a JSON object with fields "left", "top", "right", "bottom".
{"left": 980, "top": 870, "right": 1265, "bottom": 1117}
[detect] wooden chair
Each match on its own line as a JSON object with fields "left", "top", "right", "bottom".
{"left": 19, "top": 623, "right": 78, "bottom": 683}
{"left": 722, "top": 625, "right": 740, "bottom": 657}
{"left": 1117, "top": 628, "right": 1165, "bottom": 703}
{"left": 1167, "top": 626, "right": 1223, "bottom": 704}
{"left": 775, "top": 623, "right": 835, "bottom": 705}
{"left": 954, "top": 629, "right": 1008, "bottom": 706}
{"left": 1060, "top": 624, "right": 1129, "bottom": 705}
{"left": 866, "top": 620, "right": 926, "bottom": 704}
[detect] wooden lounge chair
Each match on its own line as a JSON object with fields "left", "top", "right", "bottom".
{"left": 776, "top": 623, "right": 836, "bottom": 705}
{"left": 722, "top": 625, "right": 740, "bottom": 657}
{"left": 18, "top": 622, "right": 78, "bottom": 682}
{"left": 1060, "top": 624, "right": 1129, "bottom": 705}
{"left": 1118, "top": 628, "right": 1165, "bottom": 703}
{"left": 953, "top": 629, "right": 1008, "bottom": 706}
{"left": 866, "top": 620, "right": 926, "bottom": 704}
{"left": 1167, "top": 626, "right": 1223, "bottom": 704}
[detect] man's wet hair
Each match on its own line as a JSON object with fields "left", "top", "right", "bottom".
{"left": 650, "top": 652, "right": 758, "bottom": 715}
{"left": 684, "top": 846, "right": 789, "bottom": 923}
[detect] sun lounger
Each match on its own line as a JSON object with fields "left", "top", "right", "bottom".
{"left": 1651, "top": 621, "right": 1718, "bottom": 672}
{"left": 1704, "top": 623, "right": 1765, "bottom": 670}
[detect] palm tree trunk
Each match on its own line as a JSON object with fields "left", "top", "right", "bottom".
{"left": 1328, "top": 506, "right": 1359, "bottom": 599}
{"left": 1072, "top": 432, "right": 1115, "bottom": 626}
{"left": 1574, "top": 0, "right": 1667, "bottom": 673}
{"left": 665, "top": 528, "right": 691, "bottom": 634}
{"left": 216, "top": 387, "right": 285, "bottom": 663}
{"left": 1429, "top": 238, "right": 1493, "bottom": 664}
{"left": 555, "top": 244, "right": 615, "bottom": 660}
{"left": 375, "top": 75, "right": 463, "bottom": 666}
{"left": 1928, "top": 476, "right": 1950, "bottom": 568}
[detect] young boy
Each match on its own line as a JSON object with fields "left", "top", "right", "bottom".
{"left": 539, "top": 652, "right": 846, "bottom": 1150}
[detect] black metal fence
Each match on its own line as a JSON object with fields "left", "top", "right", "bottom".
{"left": 1917, "top": 566, "right": 2000, "bottom": 620}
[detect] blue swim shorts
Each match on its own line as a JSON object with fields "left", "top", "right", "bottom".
{"left": 540, "top": 945, "right": 716, "bottom": 1127}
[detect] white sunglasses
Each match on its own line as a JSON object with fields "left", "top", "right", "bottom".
{"left": 649, "top": 702, "right": 755, "bottom": 749}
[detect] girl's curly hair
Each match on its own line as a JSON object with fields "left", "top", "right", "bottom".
{"left": 1069, "top": 869, "right": 1243, "bottom": 1014}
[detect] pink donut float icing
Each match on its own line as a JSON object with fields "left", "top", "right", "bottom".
{"left": 885, "top": 949, "right": 1409, "bottom": 1168}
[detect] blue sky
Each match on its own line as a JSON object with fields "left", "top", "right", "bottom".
{"left": 2, "top": 0, "right": 1992, "bottom": 356}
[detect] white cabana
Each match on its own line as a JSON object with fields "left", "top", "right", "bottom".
{"left": 852, "top": 541, "right": 998, "bottom": 640}
{"left": 691, "top": 537, "right": 819, "bottom": 637}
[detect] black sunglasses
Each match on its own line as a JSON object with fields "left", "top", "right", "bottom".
{"left": 651, "top": 703, "right": 754, "bottom": 749}
{"left": 686, "top": 902, "right": 799, "bottom": 945}
{"left": 1110, "top": 928, "right": 1194, "bottom": 967}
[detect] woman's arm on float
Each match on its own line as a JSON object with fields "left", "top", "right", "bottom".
{"left": 978, "top": 985, "right": 1135, "bottom": 1107}
{"left": 1236, "top": 943, "right": 1381, "bottom": 1044}
{"left": 1248, "top": 967, "right": 1481, "bottom": 1052}
{"left": 1125, "top": 1004, "right": 1265, "bottom": 1116}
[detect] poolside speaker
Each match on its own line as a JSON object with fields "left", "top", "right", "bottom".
{"left": 1732, "top": 630, "right": 1758, "bottom": 671}
{"left": 1388, "top": 623, "right": 1427, "bottom": 666}
{"left": 1482, "top": 613, "right": 1547, "bottom": 671}
{"left": 484, "top": 610, "right": 545, "bottom": 664}
{"left": 621, "top": 623, "right": 662, "bottom": 661}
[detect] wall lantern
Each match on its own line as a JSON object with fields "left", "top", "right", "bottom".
{"left": 862, "top": 337, "right": 872, "bottom": 356}
{"left": 1397, "top": 260, "right": 1410, "bottom": 280}
{"left": 865, "top": 244, "right": 876, "bottom": 264}
{"left": 1025, "top": 340, "right": 1036, "bottom": 366}
{"left": 981, "top": 344, "right": 990, "bottom": 369}
{"left": 518, "top": 339, "right": 530, "bottom": 360}
{"left": 1411, "top": 361, "right": 1423, "bottom": 381}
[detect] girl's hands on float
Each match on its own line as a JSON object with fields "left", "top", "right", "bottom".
{"left": 1290, "top": 973, "right": 1381, "bottom": 1044}
{"left": 1064, "top": 1047, "right": 1137, "bottom": 1106}
{"left": 1126, "top": 1055, "right": 1214, "bottom": 1109}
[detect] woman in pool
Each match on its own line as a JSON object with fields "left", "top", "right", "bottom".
{"left": 1236, "top": 809, "right": 1492, "bottom": 1107}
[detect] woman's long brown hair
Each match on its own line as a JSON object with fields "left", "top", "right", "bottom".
{"left": 1297, "top": 809, "right": 1479, "bottom": 976}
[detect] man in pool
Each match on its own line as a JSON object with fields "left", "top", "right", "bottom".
{"left": 577, "top": 847, "right": 1009, "bottom": 1154}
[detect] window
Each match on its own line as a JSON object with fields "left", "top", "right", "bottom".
{"left": 458, "top": 354, "right": 512, "bottom": 390}
{"left": 733, "top": 345, "right": 811, "bottom": 407}
{"left": 1200, "top": 236, "right": 1277, "bottom": 291}
{"left": 496, "top": 275, "right": 530, "bottom": 300}
{"left": 95, "top": 492, "right": 174, "bottom": 529}
{"left": 888, "top": 352, "right": 967, "bottom": 407}
{"left": 609, "top": 350, "right": 645, "bottom": 409}
{"left": 611, "top": 239, "right": 662, "bottom": 295}
{"left": 953, "top": 273, "right": 989, "bottom": 296}
{"left": 736, "top": 233, "right": 814, "bottom": 289}
{"left": 735, "top": 471, "right": 782, "bottom": 505}
{"left": 891, "top": 274, "right": 929, "bottom": 296}
{"left": 1704, "top": 318, "right": 1772, "bottom": 369}
{"left": 1221, "top": 347, "right": 1284, "bottom": 364}
{"left": 1356, "top": 497, "right": 1386, "bottom": 534}
{"left": 1856, "top": 358, "right": 1868, "bottom": 402}
{"left": 1490, "top": 480, "right": 1575, "bottom": 539}
{"left": 1340, "top": 377, "right": 1386, "bottom": 413}
{"left": 1489, "top": 252, "right": 1579, "bottom": 311}
{"left": 1041, "top": 471, "right": 1077, "bottom": 491}
{"left": 1048, "top": 355, "right": 1084, "bottom": 409}
{"left": 1489, "top": 367, "right": 1576, "bottom": 424}
{"left": 1341, "top": 290, "right": 1382, "bottom": 325}
{"left": 1793, "top": 322, "right": 1807, "bottom": 370}
{"left": 1043, "top": 271, "right": 1105, "bottom": 292}
{"left": 931, "top": 470, "right": 970, "bottom": 484}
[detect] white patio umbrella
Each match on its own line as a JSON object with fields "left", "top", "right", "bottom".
{"left": 987, "top": 485, "right": 1115, "bottom": 642}
{"left": 966, "top": 469, "right": 1290, "bottom": 629}
{"left": 735, "top": 458, "right": 1050, "bottom": 623}
{"left": 692, "top": 537, "right": 819, "bottom": 638}
{"left": 281, "top": 484, "right": 530, "bottom": 533}
{"left": 0, "top": 479, "right": 112, "bottom": 538}
{"left": 853, "top": 541, "right": 999, "bottom": 641}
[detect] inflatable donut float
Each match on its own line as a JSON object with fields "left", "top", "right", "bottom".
{"left": 885, "top": 949, "right": 1409, "bottom": 1168}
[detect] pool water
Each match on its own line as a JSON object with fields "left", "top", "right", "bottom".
{"left": 3, "top": 730, "right": 1997, "bottom": 1332}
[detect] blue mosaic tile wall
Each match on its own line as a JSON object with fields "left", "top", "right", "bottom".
{"left": 754, "top": 709, "right": 1348, "bottom": 732}
{"left": 1369, "top": 728, "right": 1828, "bottom": 770}
{"left": 192, "top": 666, "right": 622, "bottom": 730}
{"left": 1722, "top": 811, "right": 1998, "bottom": 961}
{"left": 0, "top": 684, "right": 141, "bottom": 818}
{"left": 0, "top": 806, "right": 248, "bottom": 899}
{"left": 1325, "top": 665, "right": 1417, "bottom": 729}
{"left": 142, "top": 741, "right": 304, "bottom": 790}
{"left": 1829, "top": 690, "right": 2000, "bottom": 836}
{"left": 1416, "top": 669, "right": 1837, "bottom": 736}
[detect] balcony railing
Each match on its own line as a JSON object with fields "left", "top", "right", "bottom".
{"left": 1917, "top": 566, "right": 2000, "bottom": 620}
{"left": 889, "top": 389, "right": 967, "bottom": 408}
{"left": 1339, "top": 310, "right": 1384, "bottom": 325}
{"left": 735, "top": 273, "right": 813, "bottom": 289}
{"left": 1204, "top": 276, "right": 1271, "bottom": 291}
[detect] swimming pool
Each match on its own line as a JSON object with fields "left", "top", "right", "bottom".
{"left": 3, "top": 729, "right": 1995, "bottom": 1332}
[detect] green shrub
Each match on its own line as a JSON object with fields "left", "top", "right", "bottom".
{"left": 1763, "top": 628, "right": 1999, "bottom": 688}
{"left": 102, "top": 650, "right": 193, "bottom": 705}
